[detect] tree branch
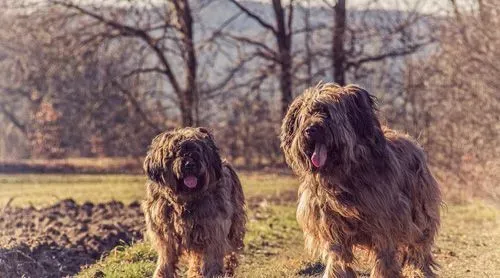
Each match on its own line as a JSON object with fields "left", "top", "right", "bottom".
{"left": 111, "top": 81, "right": 162, "bottom": 134}
{"left": 122, "top": 67, "right": 167, "bottom": 79}
{"left": 287, "top": 0, "right": 294, "bottom": 37}
{"left": 224, "top": 33, "right": 278, "bottom": 58}
{"left": 203, "top": 54, "right": 259, "bottom": 95}
{"left": 228, "top": 0, "right": 277, "bottom": 34}
{"left": 0, "top": 102, "right": 27, "bottom": 135}
{"left": 346, "top": 42, "right": 431, "bottom": 69}
{"left": 51, "top": 0, "right": 183, "bottom": 96}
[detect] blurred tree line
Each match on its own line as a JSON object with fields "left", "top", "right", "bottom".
{"left": 0, "top": 0, "right": 498, "bottom": 194}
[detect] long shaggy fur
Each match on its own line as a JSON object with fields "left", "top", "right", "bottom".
{"left": 142, "top": 127, "right": 246, "bottom": 278}
{"left": 280, "top": 83, "right": 441, "bottom": 278}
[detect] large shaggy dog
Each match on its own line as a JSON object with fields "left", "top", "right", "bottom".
{"left": 142, "top": 127, "right": 246, "bottom": 278}
{"left": 281, "top": 83, "right": 441, "bottom": 278}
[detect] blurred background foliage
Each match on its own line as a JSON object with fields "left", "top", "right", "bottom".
{"left": 0, "top": 0, "right": 498, "bottom": 199}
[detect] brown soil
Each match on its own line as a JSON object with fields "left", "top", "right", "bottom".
{"left": 0, "top": 190, "right": 297, "bottom": 278}
{"left": 0, "top": 199, "right": 144, "bottom": 278}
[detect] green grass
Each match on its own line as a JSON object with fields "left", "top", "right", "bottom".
{"left": 79, "top": 243, "right": 157, "bottom": 278}
{"left": 1, "top": 173, "right": 498, "bottom": 277}
{"left": 0, "top": 175, "right": 145, "bottom": 207}
{"left": 0, "top": 173, "right": 299, "bottom": 207}
{"left": 78, "top": 201, "right": 500, "bottom": 278}
{"left": 79, "top": 205, "right": 311, "bottom": 278}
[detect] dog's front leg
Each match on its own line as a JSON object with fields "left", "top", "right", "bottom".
{"left": 323, "top": 244, "right": 356, "bottom": 278}
{"left": 200, "top": 244, "right": 225, "bottom": 278}
{"left": 153, "top": 237, "right": 180, "bottom": 278}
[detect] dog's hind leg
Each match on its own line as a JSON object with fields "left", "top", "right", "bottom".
{"left": 402, "top": 244, "right": 438, "bottom": 278}
{"left": 224, "top": 251, "right": 239, "bottom": 277}
{"left": 224, "top": 215, "right": 245, "bottom": 276}
{"left": 370, "top": 245, "right": 403, "bottom": 278}
{"left": 323, "top": 244, "right": 356, "bottom": 278}
{"left": 224, "top": 174, "right": 246, "bottom": 277}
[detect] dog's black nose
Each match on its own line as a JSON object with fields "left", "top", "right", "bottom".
{"left": 305, "top": 126, "right": 319, "bottom": 137}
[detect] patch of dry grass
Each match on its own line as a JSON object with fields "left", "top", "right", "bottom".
{"left": 0, "top": 173, "right": 298, "bottom": 207}
{"left": 78, "top": 201, "right": 500, "bottom": 278}
{"left": 1, "top": 173, "right": 498, "bottom": 277}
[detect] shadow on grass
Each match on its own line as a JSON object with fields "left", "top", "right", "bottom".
{"left": 297, "top": 261, "right": 325, "bottom": 277}
{"left": 297, "top": 261, "right": 370, "bottom": 277}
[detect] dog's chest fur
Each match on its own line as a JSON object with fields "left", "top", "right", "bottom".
{"left": 297, "top": 181, "right": 361, "bottom": 237}
{"left": 297, "top": 170, "right": 417, "bottom": 251}
{"left": 158, "top": 185, "right": 234, "bottom": 250}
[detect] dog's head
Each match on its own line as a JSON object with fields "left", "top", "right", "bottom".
{"left": 280, "top": 83, "right": 386, "bottom": 174}
{"left": 144, "top": 127, "right": 222, "bottom": 196}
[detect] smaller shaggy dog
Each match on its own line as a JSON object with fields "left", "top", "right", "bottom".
{"left": 142, "top": 127, "right": 246, "bottom": 278}
{"left": 281, "top": 83, "right": 441, "bottom": 278}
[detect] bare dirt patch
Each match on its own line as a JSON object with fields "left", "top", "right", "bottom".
{"left": 0, "top": 199, "right": 144, "bottom": 278}
{"left": 0, "top": 189, "right": 298, "bottom": 278}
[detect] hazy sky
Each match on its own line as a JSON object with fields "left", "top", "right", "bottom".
{"left": 262, "top": 0, "right": 458, "bottom": 15}
{"left": 4, "top": 0, "right": 459, "bottom": 15}
{"left": 319, "top": 0, "right": 455, "bottom": 14}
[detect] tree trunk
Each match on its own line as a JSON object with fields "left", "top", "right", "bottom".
{"left": 180, "top": 98, "right": 194, "bottom": 127}
{"left": 333, "top": 0, "right": 346, "bottom": 85}
{"left": 279, "top": 57, "right": 293, "bottom": 117}
{"left": 173, "top": 0, "right": 197, "bottom": 127}
{"left": 304, "top": 0, "right": 313, "bottom": 87}
{"left": 228, "top": 0, "right": 294, "bottom": 117}
{"left": 273, "top": 0, "right": 293, "bottom": 117}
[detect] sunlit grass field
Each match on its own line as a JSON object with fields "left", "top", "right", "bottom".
{"left": 0, "top": 173, "right": 299, "bottom": 207}
{"left": 0, "top": 173, "right": 498, "bottom": 277}
{"left": 78, "top": 202, "right": 500, "bottom": 278}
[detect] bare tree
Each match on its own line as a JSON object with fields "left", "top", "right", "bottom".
{"left": 332, "top": 0, "right": 346, "bottom": 85}
{"left": 216, "top": 91, "right": 281, "bottom": 167}
{"left": 228, "top": 0, "right": 295, "bottom": 117}
{"left": 399, "top": 0, "right": 499, "bottom": 198}
{"left": 50, "top": 0, "right": 247, "bottom": 127}
{"left": 298, "top": 0, "right": 317, "bottom": 87}
{"left": 0, "top": 8, "right": 166, "bottom": 157}
{"left": 317, "top": 0, "right": 434, "bottom": 87}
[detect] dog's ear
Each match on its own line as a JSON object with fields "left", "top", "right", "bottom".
{"left": 280, "top": 95, "right": 304, "bottom": 151}
{"left": 144, "top": 131, "right": 174, "bottom": 184}
{"left": 198, "top": 127, "right": 220, "bottom": 152}
{"left": 203, "top": 141, "right": 223, "bottom": 181}
{"left": 197, "top": 127, "right": 213, "bottom": 139}
{"left": 346, "top": 86, "right": 386, "bottom": 156}
{"left": 197, "top": 127, "right": 223, "bottom": 181}
{"left": 212, "top": 153, "right": 223, "bottom": 181}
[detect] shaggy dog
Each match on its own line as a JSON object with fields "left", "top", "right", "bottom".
{"left": 280, "top": 83, "right": 441, "bottom": 278}
{"left": 142, "top": 127, "right": 246, "bottom": 278}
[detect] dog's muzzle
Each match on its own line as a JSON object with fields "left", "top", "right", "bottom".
{"left": 180, "top": 158, "right": 203, "bottom": 190}
{"left": 304, "top": 125, "right": 327, "bottom": 169}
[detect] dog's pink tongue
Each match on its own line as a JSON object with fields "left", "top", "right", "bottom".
{"left": 183, "top": 176, "right": 198, "bottom": 188}
{"left": 311, "top": 143, "right": 327, "bottom": 168}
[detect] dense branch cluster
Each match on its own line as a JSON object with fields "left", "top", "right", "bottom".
{"left": 0, "top": 1, "right": 497, "bottom": 196}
